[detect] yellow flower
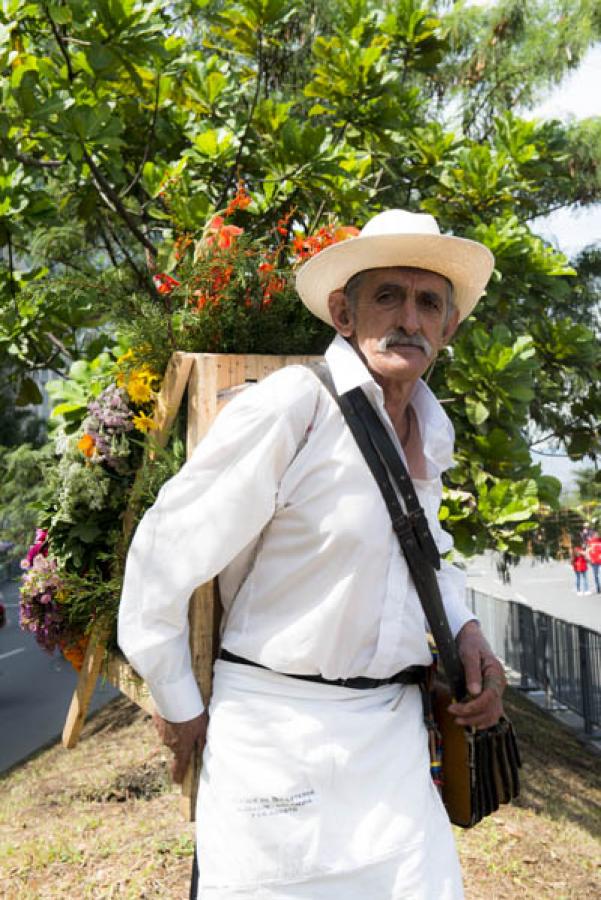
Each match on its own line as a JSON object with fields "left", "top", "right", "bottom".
{"left": 125, "top": 370, "right": 155, "bottom": 404}
{"left": 132, "top": 411, "right": 156, "bottom": 433}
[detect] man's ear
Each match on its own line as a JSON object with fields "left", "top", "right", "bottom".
{"left": 328, "top": 290, "right": 354, "bottom": 337}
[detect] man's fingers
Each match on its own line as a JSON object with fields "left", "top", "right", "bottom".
{"left": 152, "top": 712, "right": 209, "bottom": 783}
{"left": 448, "top": 688, "right": 504, "bottom": 729}
{"left": 171, "top": 746, "right": 193, "bottom": 784}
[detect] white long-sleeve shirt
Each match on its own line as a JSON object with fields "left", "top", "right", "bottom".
{"left": 118, "top": 335, "right": 473, "bottom": 722}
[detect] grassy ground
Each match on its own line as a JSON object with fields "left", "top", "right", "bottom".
{"left": 0, "top": 689, "right": 599, "bottom": 899}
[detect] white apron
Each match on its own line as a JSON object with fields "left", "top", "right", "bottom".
{"left": 195, "top": 660, "right": 463, "bottom": 899}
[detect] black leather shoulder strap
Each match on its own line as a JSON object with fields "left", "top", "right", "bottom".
{"left": 308, "top": 361, "right": 468, "bottom": 701}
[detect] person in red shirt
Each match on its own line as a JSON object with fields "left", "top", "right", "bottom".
{"left": 586, "top": 533, "right": 601, "bottom": 594}
{"left": 571, "top": 546, "right": 591, "bottom": 595}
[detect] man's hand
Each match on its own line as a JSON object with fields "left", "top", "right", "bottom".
{"left": 153, "top": 710, "right": 209, "bottom": 784}
{"left": 447, "top": 620, "right": 506, "bottom": 729}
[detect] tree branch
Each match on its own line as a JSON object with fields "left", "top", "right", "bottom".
{"left": 97, "top": 221, "right": 120, "bottom": 268}
{"left": 14, "top": 153, "right": 64, "bottom": 170}
{"left": 102, "top": 216, "right": 154, "bottom": 294}
{"left": 83, "top": 150, "right": 157, "bottom": 257}
{"left": 120, "top": 75, "right": 161, "bottom": 199}
{"left": 43, "top": 3, "right": 157, "bottom": 259}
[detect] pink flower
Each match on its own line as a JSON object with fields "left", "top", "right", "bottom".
{"left": 26, "top": 529, "right": 48, "bottom": 568}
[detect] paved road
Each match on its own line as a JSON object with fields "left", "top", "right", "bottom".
{"left": 0, "top": 579, "right": 118, "bottom": 774}
{"left": 465, "top": 553, "right": 601, "bottom": 633}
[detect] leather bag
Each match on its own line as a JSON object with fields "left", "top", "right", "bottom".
{"left": 431, "top": 679, "right": 521, "bottom": 827}
{"left": 310, "top": 363, "right": 521, "bottom": 828}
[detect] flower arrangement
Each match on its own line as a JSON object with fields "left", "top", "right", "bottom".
{"left": 19, "top": 189, "right": 359, "bottom": 668}
{"left": 19, "top": 352, "right": 166, "bottom": 663}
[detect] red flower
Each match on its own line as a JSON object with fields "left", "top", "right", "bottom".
{"left": 205, "top": 216, "right": 244, "bottom": 250}
{"left": 153, "top": 273, "right": 181, "bottom": 294}
{"left": 292, "top": 224, "right": 359, "bottom": 261}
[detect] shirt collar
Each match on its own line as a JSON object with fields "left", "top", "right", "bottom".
{"left": 324, "top": 334, "right": 455, "bottom": 473}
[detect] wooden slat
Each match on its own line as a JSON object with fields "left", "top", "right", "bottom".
{"left": 152, "top": 352, "right": 196, "bottom": 450}
{"left": 105, "top": 654, "right": 155, "bottom": 716}
{"left": 62, "top": 626, "right": 108, "bottom": 748}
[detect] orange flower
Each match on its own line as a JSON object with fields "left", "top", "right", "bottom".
{"left": 77, "top": 434, "right": 96, "bottom": 458}
{"left": 334, "top": 226, "right": 360, "bottom": 241}
{"left": 62, "top": 637, "right": 89, "bottom": 672}
{"left": 292, "top": 223, "right": 359, "bottom": 261}
{"left": 217, "top": 224, "right": 244, "bottom": 249}
{"left": 225, "top": 184, "right": 252, "bottom": 216}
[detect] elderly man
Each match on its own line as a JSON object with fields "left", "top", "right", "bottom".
{"left": 119, "top": 209, "right": 505, "bottom": 899}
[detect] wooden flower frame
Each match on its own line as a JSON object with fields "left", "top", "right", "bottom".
{"left": 61, "top": 351, "right": 320, "bottom": 820}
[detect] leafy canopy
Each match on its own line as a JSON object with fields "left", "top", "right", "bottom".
{"left": 1, "top": 0, "right": 600, "bottom": 557}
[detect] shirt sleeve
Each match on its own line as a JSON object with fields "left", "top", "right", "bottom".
{"left": 117, "top": 366, "right": 319, "bottom": 722}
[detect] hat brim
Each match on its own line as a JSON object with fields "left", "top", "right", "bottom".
{"left": 295, "top": 233, "right": 495, "bottom": 325}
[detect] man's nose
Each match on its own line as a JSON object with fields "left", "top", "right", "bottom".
{"left": 396, "top": 294, "right": 420, "bottom": 333}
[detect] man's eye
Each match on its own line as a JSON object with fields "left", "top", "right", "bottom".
{"left": 420, "top": 294, "right": 442, "bottom": 310}
{"left": 375, "top": 292, "right": 394, "bottom": 303}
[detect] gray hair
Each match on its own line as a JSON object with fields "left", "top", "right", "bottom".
{"left": 344, "top": 267, "right": 456, "bottom": 327}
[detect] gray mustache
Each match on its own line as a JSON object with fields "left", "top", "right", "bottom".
{"left": 377, "top": 331, "right": 433, "bottom": 357}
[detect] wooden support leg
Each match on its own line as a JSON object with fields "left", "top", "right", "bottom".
{"left": 179, "top": 581, "right": 222, "bottom": 821}
{"left": 62, "top": 626, "right": 108, "bottom": 749}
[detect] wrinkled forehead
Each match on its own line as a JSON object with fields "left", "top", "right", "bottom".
{"left": 349, "top": 266, "right": 452, "bottom": 294}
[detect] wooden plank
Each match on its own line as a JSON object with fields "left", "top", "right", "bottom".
{"left": 179, "top": 581, "right": 221, "bottom": 820}
{"left": 62, "top": 626, "right": 109, "bottom": 748}
{"left": 151, "top": 351, "right": 196, "bottom": 450}
{"left": 105, "top": 654, "right": 155, "bottom": 716}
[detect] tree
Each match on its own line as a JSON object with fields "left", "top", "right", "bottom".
{"left": 1, "top": 0, "right": 600, "bottom": 555}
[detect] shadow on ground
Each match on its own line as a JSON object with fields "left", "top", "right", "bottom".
{"left": 504, "top": 688, "right": 601, "bottom": 839}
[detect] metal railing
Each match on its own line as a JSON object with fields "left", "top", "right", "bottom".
{"left": 466, "top": 588, "right": 601, "bottom": 734}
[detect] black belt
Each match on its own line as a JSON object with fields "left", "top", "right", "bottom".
{"left": 218, "top": 648, "right": 428, "bottom": 690}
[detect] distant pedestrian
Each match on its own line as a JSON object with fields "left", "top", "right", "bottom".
{"left": 586, "top": 533, "right": 601, "bottom": 594}
{"left": 571, "top": 546, "right": 591, "bottom": 595}
{"left": 0, "top": 600, "right": 5, "bottom": 629}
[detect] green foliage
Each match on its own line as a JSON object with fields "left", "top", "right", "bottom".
{"left": 0, "top": 0, "right": 599, "bottom": 568}
{"left": 575, "top": 466, "right": 601, "bottom": 503}
{"left": 0, "top": 441, "right": 53, "bottom": 559}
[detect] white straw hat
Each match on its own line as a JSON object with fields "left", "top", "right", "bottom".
{"left": 295, "top": 209, "right": 495, "bottom": 325}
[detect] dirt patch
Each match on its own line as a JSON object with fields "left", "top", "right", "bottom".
{"left": 77, "top": 758, "right": 171, "bottom": 803}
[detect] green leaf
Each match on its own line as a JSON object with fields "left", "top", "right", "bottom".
{"left": 15, "top": 377, "right": 42, "bottom": 406}
{"left": 465, "top": 397, "right": 489, "bottom": 425}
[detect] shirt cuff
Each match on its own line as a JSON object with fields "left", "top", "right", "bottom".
{"left": 446, "top": 605, "right": 477, "bottom": 639}
{"left": 148, "top": 670, "right": 205, "bottom": 722}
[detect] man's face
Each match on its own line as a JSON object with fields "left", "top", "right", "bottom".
{"left": 329, "top": 267, "right": 459, "bottom": 388}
